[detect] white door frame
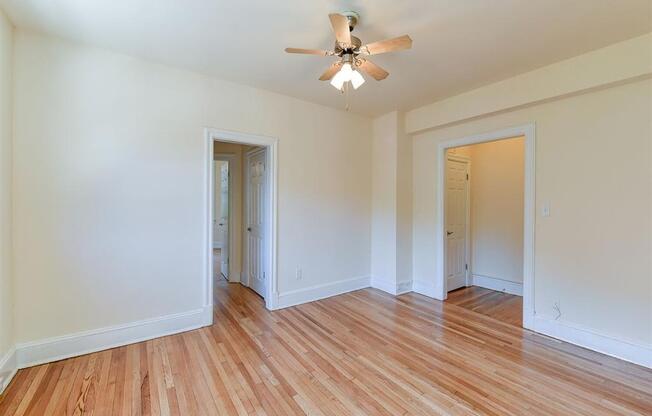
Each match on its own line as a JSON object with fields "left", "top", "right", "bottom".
{"left": 445, "top": 154, "right": 471, "bottom": 289}
{"left": 214, "top": 153, "right": 236, "bottom": 279}
{"left": 205, "top": 128, "right": 278, "bottom": 314}
{"left": 436, "top": 123, "right": 535, "bottom": 329}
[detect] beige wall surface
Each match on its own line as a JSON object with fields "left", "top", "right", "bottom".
{"left": 371, "top": 113, "right": 398, "bottom": 286}
{"left": 12, "top": 31, "right": 372, "bottom": 343}
{"left": 0, "top": 9, "right": 13, "bottom": 365}
{"left": 467, "top": 137, "right": 525, "bottom": 284}
{"left": 413, "top": 78, "right": 652, "bottom": 346}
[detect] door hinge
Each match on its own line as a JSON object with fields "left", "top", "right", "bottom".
{"left": 465, "top": 264, "right": 468, "bottom": 270}
{"left": 466, "top": 173, "right": 469, "bottom": 180}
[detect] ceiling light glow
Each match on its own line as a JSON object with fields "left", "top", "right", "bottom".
{"left": 330, "top": 63, "right": 365, "bottom": 90}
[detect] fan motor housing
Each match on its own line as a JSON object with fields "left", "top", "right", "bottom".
{"left": 334, "top": 36, "right": 362, "bottom": 56}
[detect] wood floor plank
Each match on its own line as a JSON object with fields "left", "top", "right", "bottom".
{"left": 1, "top": 281, "right": 651, "bottom": 415}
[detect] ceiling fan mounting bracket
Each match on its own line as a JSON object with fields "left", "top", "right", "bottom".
{"left": 340, "top": 11, "right": 360, "bottom": 32}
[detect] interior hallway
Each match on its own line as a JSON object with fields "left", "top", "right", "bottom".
{"left": 1, "top": 282, "right": 650, "bottom": 415}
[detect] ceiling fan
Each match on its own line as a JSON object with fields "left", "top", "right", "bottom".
{"left": 285, "top": 11, "right": 412, "bottom": 94}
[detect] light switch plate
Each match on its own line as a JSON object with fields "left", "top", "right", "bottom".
{"left": 542, "top": 202, "right": 551, "bottom": 217}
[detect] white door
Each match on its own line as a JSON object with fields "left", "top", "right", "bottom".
{"left": 246, "top": 148, "right": 266, "bottom": 298}
{"left": 219, "top": 162, "right": 229, "bottom": 279}
{"left": 445, "top": 156, "right": 470, "bottom": 291}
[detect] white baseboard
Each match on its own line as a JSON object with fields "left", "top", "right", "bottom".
{"left": 0, "top": 346, "right": 17, "bottom": 394}
{"left": 371, "top": 278, "right": 413, "bottom": 295}
{"left": 532, "top": 315, "right": 651, "bottom": 369}
{"left": 15, "top": 306, "right": 213, "bottom": 369}
{"left": 471, "top": 274, "right": 523, "bottom": 296}
{"left": 274, "top": 276, "right": 370, "bottom": 309}
{"left": 412, "top": 280, "right": 439, "bottom": 299}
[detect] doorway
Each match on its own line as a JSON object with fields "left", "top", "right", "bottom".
{"left": 205, "top": 129, "right": 278, "bottom": 314}
{"left": 436, "top": 124, "right": 535, "bottom": 329}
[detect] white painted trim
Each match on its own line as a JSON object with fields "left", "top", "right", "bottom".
{"left": 0, "top": 347, "right": 17, "bottom": 394}
{"left": 275, "top": 276, "right": 371, "bottom": 309}
{"left": 532, "top": 316, "right": 652, "bottom": 369}
{"left": 213, "top": 242, "right": 223, "bottom": 249}
{"left": 471, "top": 274, "right": 523, "bottom": 296}
{"left": 205, "top": 128, "right": 279, "bottom": 311}
{"left": 436, "top": 124, "right": 536, "bottom": 330}
{"left": 15, "top": 307, "right": 212, "bottom": 369}
{"left": 371, "top": 278, "right": 413, "bottom": 295}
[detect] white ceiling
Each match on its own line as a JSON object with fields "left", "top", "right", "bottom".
{"left": 2, "top": 0, "right": 651, "bottom": 116}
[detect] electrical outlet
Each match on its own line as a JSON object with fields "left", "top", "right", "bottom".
{"left": 295, "top": 267, "right": 302, "bottom": 280}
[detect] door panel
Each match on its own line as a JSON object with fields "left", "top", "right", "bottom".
{"left": 446, "top": 157, "right": 469, "bottom": 291}
{"left": 246, "top": 148, "right": 266, "bottom": 298}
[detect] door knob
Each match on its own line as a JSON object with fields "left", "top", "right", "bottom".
{"left": 247, "top": 227, "right": 252, "bottom": 232}
{"left": 447, "top": 231, "right": 453, "bottom": 236}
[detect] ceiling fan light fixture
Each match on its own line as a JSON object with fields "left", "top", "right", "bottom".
{"left": 286, "top": 12, "right": 412, "bottom": 106}
{"left": 330, "top": 62, "right": 352, "bottom": 90}
{"left": 350, "top": 70, "right": 365, "bottom": 89}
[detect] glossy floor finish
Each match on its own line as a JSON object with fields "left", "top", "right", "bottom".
{"left": 1, "top": 283, "right": 651, "bottom": 415}
{"left": 446, "top": 286, "right": 524, "bottom": 327}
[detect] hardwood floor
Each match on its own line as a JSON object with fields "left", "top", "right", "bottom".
{"left": 1, "top": 282, "right": 651, "bottom": 415}
{"left": 446, "top": 286, "right": 523, "bottom": 327}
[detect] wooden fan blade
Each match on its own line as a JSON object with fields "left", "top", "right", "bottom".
{"left": 357, "top": 59, "right": 389, "bottom": 81}
{"left": 319, "top": 62, "right": 342, "bottom": 81}
{"left": 329, "top": 13, "right": 352, "bottom": 46}
{"left": 285, "top": 48, "right": 332, "bottom": 56}
{"left": 361, "top": 35, "right": 412, "bottom": 55}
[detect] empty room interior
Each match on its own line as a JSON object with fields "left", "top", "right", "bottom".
{"left": 0, "top": 1, "right": 651, "bottom": 415}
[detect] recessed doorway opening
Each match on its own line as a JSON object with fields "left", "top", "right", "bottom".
{"left": 436, "top": 124, "right": 535, "bottom": 329}
{"left": 205, "top": 129, "right": 278, "bottom": 318}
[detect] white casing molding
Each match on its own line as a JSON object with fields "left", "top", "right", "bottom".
{"left": 14, "top": 306, "right": 212, "bottom": 369}
{"left": 532, "top": 315, "right": 652, "bottom": 369}
{"left": 471, "top": 275, "right": 523, "bottom": 296}
{"left": 274, "top": 276, "right": 370, "bottom": 309}
{"left": 0, "top": 347, "right": 17, "bottom": 394}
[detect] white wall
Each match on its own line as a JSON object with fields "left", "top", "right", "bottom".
{"left": 371, "top": 113, "right": 398, "bottom": 288}
{"left": 0, "top": 8, "right": 14, "bottom": 382}
{"left": 468, "top": 137, "right": 524, "bottom": 284}
{"left": 370, "top": 111, "right": 412, "bottom": 294}
{"left": 413, "top": 77, "right": 651, "bottom": 348}
{"left": 12, "top": 31, "right": 372, "bottom": 344}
